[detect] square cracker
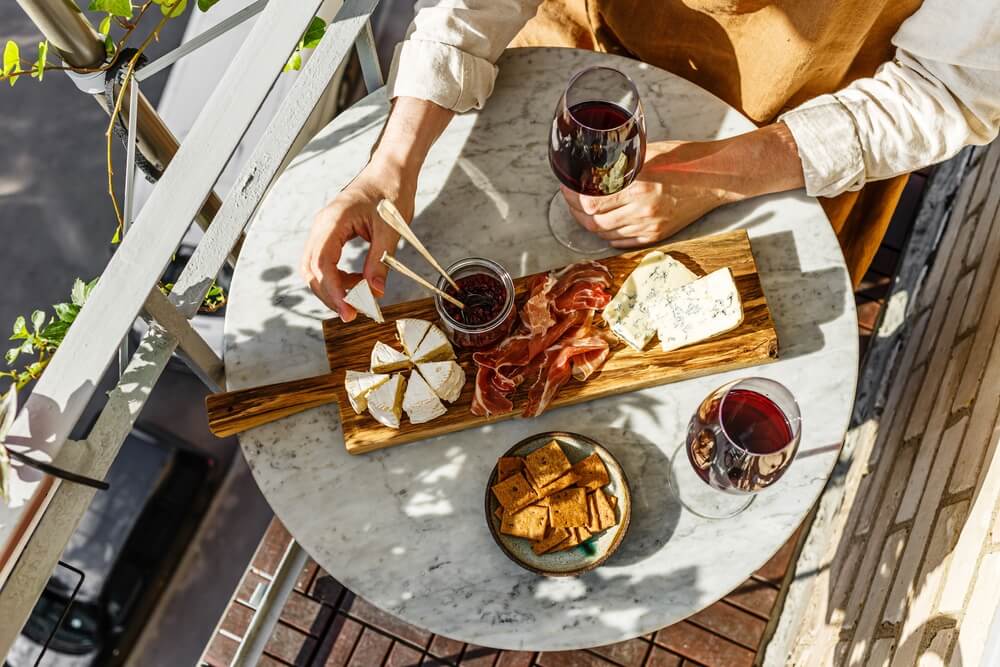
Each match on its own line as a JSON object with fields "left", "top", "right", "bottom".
{"left": 497, "top": 457, "right": 523, "bottom": 481}
{"left": 548, "top": 487, "right": 588, "bottom": 528}
{"left": 501, "top": 505, "right": 548, "bottom": 540}
{"left": 491, "top": 472, "right": 537, "bottom": 512}
{"left": 585, "top": 492, "right": 601, "bottom": 533}
{"left": 525, "top": 440, "right": 572, "bottom": 488}
{"left": 538, "top": 471, "right": 580, "bottom": 498}
{"left": 594, "top": 488, "right": 617, "bottom": 530}
{"left": 533, "top": 527, "right": 570, "bottom": 555}
{"left": 571, "top": 453, "right": 610, "bottom": 490}
{"left": 554, "top": 526, "right": 593, "bottom": 552}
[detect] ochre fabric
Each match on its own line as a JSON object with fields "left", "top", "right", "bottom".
{"left": 511, "top": 0, "right": 923, "bottom": 286}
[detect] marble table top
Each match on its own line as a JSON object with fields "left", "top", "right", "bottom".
{"left": 224, "top": 48, "right": 858, "bottom": 650}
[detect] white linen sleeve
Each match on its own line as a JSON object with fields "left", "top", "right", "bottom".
{"left": 779, "top": 0, "right": 1000, "bottom": 198}
{"left": 386, "top": 0, "right": 542, "bottom": 113}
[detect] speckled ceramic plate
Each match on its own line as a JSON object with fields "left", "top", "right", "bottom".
{"left": 485, "top": 431, "right": 632, "bottom": 576}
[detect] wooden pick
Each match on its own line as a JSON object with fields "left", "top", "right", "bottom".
{"left": 376, "top": 199, "right": 460, "bottom": 290}
{"left": 380, "top": 252, "right": 465, "bottom": 309}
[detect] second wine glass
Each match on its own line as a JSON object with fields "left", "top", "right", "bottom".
{"left": 547, "top": 66, "right": 646, "bottom": 255}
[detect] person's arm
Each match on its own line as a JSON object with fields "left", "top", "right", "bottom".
{"left": 302, "top": 1, "right": 541, "bottom": 319}
{"left": 570, "top": 0, "right": 999, "bottom": 247}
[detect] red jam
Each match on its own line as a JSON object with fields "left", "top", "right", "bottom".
{"left": 444, "top": 273, "right": 506, "bottom": 326}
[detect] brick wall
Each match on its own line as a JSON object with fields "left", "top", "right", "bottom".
{"left": 782, "top": 140, "right": 1000, "bottom": 667}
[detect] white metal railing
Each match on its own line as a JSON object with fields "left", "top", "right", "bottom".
{"left": 0, "top": 0, "right": 382, "bottom": 653}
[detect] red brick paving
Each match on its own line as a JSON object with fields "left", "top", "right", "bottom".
{"left": 200, "top": 192, "right": 912, "bottom": 667}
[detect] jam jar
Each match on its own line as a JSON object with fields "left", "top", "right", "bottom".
{"left": 434, "top": 257, "right": 516, "bottom": 350}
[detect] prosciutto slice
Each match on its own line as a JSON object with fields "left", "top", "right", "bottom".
{"left": 470, "top": 261, "right": 614, "bottom": 417}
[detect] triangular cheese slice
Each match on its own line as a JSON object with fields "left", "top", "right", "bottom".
{"left": 344, "top": 279, "right": 383, "bottom": 323}
{"left": 396, "top": 318, "right": 432, "bottom": 358}
{"left": 402, "top": 370, "right": 447, "bottom": 424}
{"left": 416, "top": 361, "right": 465, "bottom": 403}
{"left": 367, "top": 374, "right": 405, "bottom": 428}
{"left": 344, "top": 370, "right": 389, "bottom": 414}
{"left": 370, "top": 341, "right": 410, "bottom": 373}
{"left": 411, "top": 324, "right": 454, "bottom": 363}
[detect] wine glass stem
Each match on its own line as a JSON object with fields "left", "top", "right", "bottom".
{"left": 666, "top": 441, "right": 755, "bottom": 519}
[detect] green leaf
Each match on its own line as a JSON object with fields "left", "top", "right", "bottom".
{"left": 197, "top": 0, "right": 220, "bottom": 11}
{"left": 301, "top": 17, "right": 327, "bottom": 49}
{"left": 30, "top": 311, "right": 45, "bottom": 333}
{"left": 105, "top": 35, "right": 116, "bottom": 59}
{"left": 111, "top": 226, "right": 121, "bottom": 244}
{"left": 54, "top": 303, "right": 79, "bottom": 324}
{"left": 88, "top": 0, "right": 132, "bottom": 19}
{"left": 19, "top": 340, "right": 33, "bottom": 354}
{"left": 284, "top": 50, "right": 302, "bottom": 72}
{"left": 83, "top": 278, "right": 98, "bottom": 302}
{"left": 40, "top": 319, "right": 70, "bottom": 344}
{"left": 71, "top": 278, "right": 86, "bottom": 306}
{"left": 31, "top": 41, "right": 47, "bottom": 81}
{"left": 11, "top": 316, "right": 25, "bottom": 339}
{"left": 99, "top": 15, "right": 112, "bottom": 37}
{"left": 159, "top": 0, "right": 187, "bottom": 17}
{"left": 5, "top": 349, "right": 18, "bottom": 365}
{"left": 3, "top": 41, "right": 20, "bottom": 87}
{"left": 26, "top": 361, "right": 44, "bottom": 377}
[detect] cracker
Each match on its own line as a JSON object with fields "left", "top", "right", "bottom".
{"left": 538, "top": 471, "right": 580, "bottom": 498}
{"left": 548, "top": 487, "right": 588, "bottom": 528}
{"left": 500, "top": 505, "right": 548, "bottom": 540}
{"left": 532, "top": 527, "right": 570, "bottom": 555}
{"left": 491, "top": 472, "right": 538, "bottom": 512}
{"left": 585, "top": 492, "right": 601, "bottom": 533}
{"left": 494, "top": 506, "right": 504, "bottom": 520}
{"left": 570, "top": 453, "right": 610, "bottom": 490}
{"left": 525, "top": 440, "right": 572, "bottom": 488}
{"left": 497, "top": 457, "right": 523, "bottom": 481}
{"left": 594, "top": 488, "right": 617, "bottom": 530}
{"left": 608, "top": 494, "right": 618, "bottom": 510}
{"left": 553, "top": 526, "right": 593, "bottom": 552}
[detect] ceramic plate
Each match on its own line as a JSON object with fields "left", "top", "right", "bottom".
{"left": 485, "top": 431, "right": 632, "bottom": 576}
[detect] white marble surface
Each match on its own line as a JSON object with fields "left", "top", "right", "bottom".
{"left": 224, "top": 48, "right": 858, "bottom": 650}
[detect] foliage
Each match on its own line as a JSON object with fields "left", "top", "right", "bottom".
{"left": 160, "top": 280, "right": 227, "bottom": 313}
{"left": 285, "top": 16, "right": 326, "bottom": 71}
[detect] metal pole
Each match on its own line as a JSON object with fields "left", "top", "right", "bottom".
{"left": 14, "top": 0, "right": 241, "bottom": 265}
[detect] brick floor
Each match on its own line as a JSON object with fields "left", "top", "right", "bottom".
{"left": 198, "top": 181, "right": 919, "bottom": 667}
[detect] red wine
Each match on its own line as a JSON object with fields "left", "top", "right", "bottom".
{"left": 721, "top": 390, "right": 793, "bottom": 454}
{"left": 687, "top": 389, "right": 795, "bottom": 492}
{"left": 549, "top": 100, "right": 645, "bottom": 196}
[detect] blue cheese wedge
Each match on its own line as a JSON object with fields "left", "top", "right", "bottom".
{"left": 366, "top": 373, "right": 405, "bottom": 428}
{"left": 343, "top": 279, "right": 383, "bottom": 323}
{"left": 370, "top": 341, "right": 410, "bottom": 373}
{"left": 652, "top": 267, "right": 744, "bottom": 352}
{"left": 411, "top": 324, "right": 455, "bottom": 363}
{"left": 602, "top": 251, "right": 698, "bottom": 351}
{"left": 396, "top": 318, "right": 432, "bottom": 358}
{"left": 402, "top": 370, "right": 447, "bottom": 424}
{"left": 416, "top": 360, "right": 465, "bottom": 403}
{"left": 344, "top": 370, "right": 389, "bottom": 414}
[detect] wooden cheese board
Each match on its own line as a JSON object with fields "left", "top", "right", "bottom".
{"left": 206, "top": 230, "right": 778, "bottom": 454}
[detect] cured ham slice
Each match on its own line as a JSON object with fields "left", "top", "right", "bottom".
{"left": 470, "top": 261, "right": 615, "bottom": 418}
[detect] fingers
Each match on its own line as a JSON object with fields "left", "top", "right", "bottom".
{"left": 301, "top": 207, "right": 360, "bottom": 321}
{"left": 560, "top": 184, "right": 627, "bottom": 216}
{"left": 362, "top": 219, "right": 400, "bottom": 297}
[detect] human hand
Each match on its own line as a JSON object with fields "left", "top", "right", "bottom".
{"left": 300, "top": 156, "right": 416, "bottom": 321}
{"left": 561, "top": 125, "right": 804, "bottom": 248}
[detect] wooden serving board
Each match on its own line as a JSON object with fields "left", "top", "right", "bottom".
{"left": 323, "top": 230, "right": 778, "bottom": 454}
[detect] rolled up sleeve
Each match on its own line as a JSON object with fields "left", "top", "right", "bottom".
{"left": 779, "top": 0, "right": 1000, "bottom": 198}
{"left": 387, "top": 1, "right": 542, "bottom": 113}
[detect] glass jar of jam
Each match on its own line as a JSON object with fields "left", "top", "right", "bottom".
{"left": 434, "top": 257, "right": 516, "bottom": 350}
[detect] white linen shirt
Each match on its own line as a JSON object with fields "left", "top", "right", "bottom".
{"left": 387, "top": 0, "right": 1000, "bottom": 197}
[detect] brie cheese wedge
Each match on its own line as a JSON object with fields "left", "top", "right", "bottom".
{"left": 402, "top": 370, "right": 447, "bottom": 424}
{"left": 410, "top": 324, "right": 455, "bottom": 363}
{"left": 370, "top": 341, "right": 410, "bottom": 373}
{"left": 416, "top": 360, "right": 466, "bottom": 403}
{"left": 344, "top": 279, "right": 384, "bottom": 323}
{"left": 396, "top": 318, "right": 432, "bottom": 358}
{"left": 602, "top": 251, "right": 697, "bottom": 351}
{"left": 652, "top": 267, "right": 744, "bottom": 352}
{"left": 366, "top": 373, "right": 405, "bottom": 428}
{"left": 344, "top": 370, "right": 389, "bottom": 414}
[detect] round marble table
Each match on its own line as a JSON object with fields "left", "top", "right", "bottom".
{"left": 225, "top": 48, "right": 858, "bottom": 650}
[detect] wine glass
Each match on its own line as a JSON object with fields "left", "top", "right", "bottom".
{"left": 547, "top": 66, "right": 646, "bottom": 255}
{"left": 668, "top": 378, "right": 802, "bottom": 519}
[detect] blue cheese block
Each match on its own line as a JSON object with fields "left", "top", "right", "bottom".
{"left": 652, "top": 267, "right": 744, "bottom": 352}
{"left": 602, "top": 251, "right": 698, "bottom": 351}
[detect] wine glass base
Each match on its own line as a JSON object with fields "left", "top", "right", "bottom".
{"left": 667, "top": 441, "right": 755, "bottom": 519}
{"left": 548, "top": 192, "right": 611, "bottom": 255}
